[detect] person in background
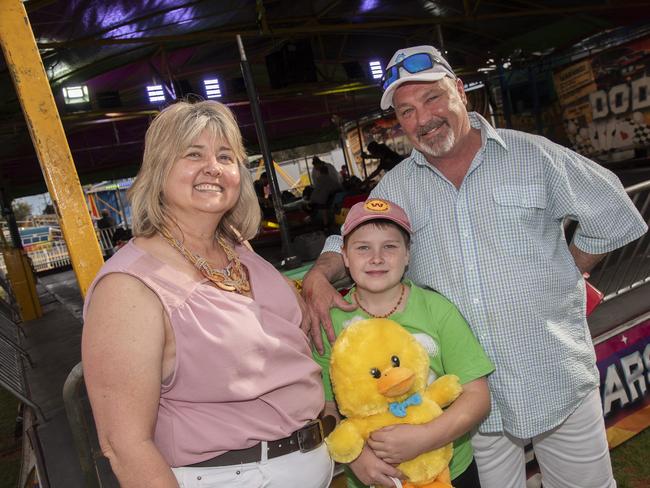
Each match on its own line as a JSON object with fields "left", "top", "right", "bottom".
{"left": 363, "top": 141, "right": 403, "bottom": 182}
{"left": 306, "top": 158, "right": 343, "bottom": 230}
{"left": 96, "top": 208, "right": 116, "bottom": 229}
{"left": 339, "top": 164, "right": 350, "bottom": 183}
{"left": 302, "top": 45, "right": 647, "bottom": 488}
{"left": 311, "top": 156, "right": 342, "bottom": 187}
{"left": 258, "top": 170, "right": 271, "bottom": 199}
{"left": 254, "top": 172, "right": 274, "bottom": 219}
{"left": 82, "top": 100, "right": 333, "bottom": 488}
{"left": 96, "top": 208, "right": 117, "bottom": 256}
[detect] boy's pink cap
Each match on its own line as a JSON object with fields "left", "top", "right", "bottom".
{"left": 342, "top": 198, "right": 412, "bottom": 237}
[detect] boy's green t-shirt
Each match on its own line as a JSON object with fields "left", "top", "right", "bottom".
{"left": 313, "top": 280, "right": 494, "bottom": 487}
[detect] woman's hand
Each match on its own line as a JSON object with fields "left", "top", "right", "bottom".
{"left": 349, "top": 444, "right": 404, "bottom": 487}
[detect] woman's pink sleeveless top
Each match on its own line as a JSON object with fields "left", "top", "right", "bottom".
{"left": 83, "top": 239, "right": 324, "bottom": 467}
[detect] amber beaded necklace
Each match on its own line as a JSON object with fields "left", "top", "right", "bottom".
{"left": 354, "top": 283, "right": 405, "bottom": 318}
{"left": 160, "top": 227, "right": 251, "bottom": 295}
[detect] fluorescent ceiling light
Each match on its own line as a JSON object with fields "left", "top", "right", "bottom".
{"left": 369, "top": 61, "right": 383, "bottom": 80}
{"left": 63, "top": 85, "right": 89, "bottom": 104}
{"left": 464, "top": 82, "right": 485, "bottom": 92}
{"left": 204, "top": 78, "right": 222, "bottom": 99}
{"left": 147, "top": 85, "right": 165, "bottom": 103}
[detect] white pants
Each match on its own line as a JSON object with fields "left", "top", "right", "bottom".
{"left": 472, "top": 389, "right": 615, "bottom": 488}
{"left": 172, "top": 443, "right": 333, "bottom": 488}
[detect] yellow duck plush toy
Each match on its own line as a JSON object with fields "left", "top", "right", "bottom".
{"left": 326, "top": 318, "right": 463, "bottom": 488}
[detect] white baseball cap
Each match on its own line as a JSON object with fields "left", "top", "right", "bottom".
{"left": 380, "top": 45, "right": 456, "bottom": 110}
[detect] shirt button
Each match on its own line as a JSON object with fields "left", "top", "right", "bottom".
{"left": 473, "top": 298, "right": 480, "bottom": 304}
{"left": 197, "top": 476, "right": 202, "bottom": 480}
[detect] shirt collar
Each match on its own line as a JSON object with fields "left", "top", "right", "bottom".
{"left": 410, "top": 111, "right": 507, "bottom": 168}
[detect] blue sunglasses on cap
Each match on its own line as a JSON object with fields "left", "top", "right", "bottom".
{"left": 381, "top": 52, "right": 454, "bottom": 91}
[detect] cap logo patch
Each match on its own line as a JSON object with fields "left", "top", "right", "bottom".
{"left": 364, "top": 199, "right": 390, "bottom": 212}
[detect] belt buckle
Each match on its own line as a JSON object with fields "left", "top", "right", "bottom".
{"left": 297, "top": 419, "right": 323, "bottom": 453}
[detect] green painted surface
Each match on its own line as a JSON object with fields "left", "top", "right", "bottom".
{"left": 281, "top": 262, "right": 314, "bottom": 281}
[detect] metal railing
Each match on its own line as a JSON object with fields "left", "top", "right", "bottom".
{"left": 0, "top": 314, "right": 32, "bottom": 368}
{"left": 0, "top": 311, "right": 44, "bottom": 422}
{"left": 63, "top": 363, "right": 103, "bottom": 488}
{"left": 589, "top": 180, "right": 650, "bottom": 301}
{"left": 0, "top": 225, "right": 123, "bottom": 274}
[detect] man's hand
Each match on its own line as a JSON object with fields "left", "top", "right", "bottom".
{"left": 301, "top": 252, "right": 356, "bottom": 354}
{"left": 368, "top": 424, "right": 432, "bottom": 465}
{"left": 349, "top": 444, "right": 404, "bottom": 487}
{"left": 569, "top": 243, "right": 606, "bottom": 274}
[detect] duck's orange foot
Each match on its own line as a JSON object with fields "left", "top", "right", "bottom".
{"left": 402, "top": 482, "right": 452, "bottom": 488}
{"left": 402, "top": 467, "right": 453, "bottom": 488}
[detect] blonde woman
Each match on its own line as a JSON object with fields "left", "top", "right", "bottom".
{"left": 82, "top": 101, "right": 333, "bottom": 488}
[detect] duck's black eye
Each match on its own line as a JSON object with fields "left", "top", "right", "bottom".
{"left": 370, "top": 368, "right": 381, "bottom": 379}
{"left": 391, "top": 355, "right": 400, "bottom": 367}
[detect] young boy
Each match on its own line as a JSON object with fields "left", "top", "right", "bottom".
{"left": 313, "top": 198, "right": 494, "bottom": 488}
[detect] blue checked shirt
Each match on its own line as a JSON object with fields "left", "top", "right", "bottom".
{"left": 322, "top": 112, "right": 648, "bottom": 438}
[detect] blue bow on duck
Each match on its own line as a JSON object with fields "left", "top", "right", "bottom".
{"left": 388, "top": 392, "right": 422, "bottom": 418}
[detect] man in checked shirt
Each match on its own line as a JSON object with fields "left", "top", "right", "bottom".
{"left": 302, "top": 45, "right": 647, "bottom": 488}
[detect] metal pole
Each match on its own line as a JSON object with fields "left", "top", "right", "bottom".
{"left": 529, "top": 66, "right": 543, "bottom": 135}
{"left": 237, "top": 36, "right": 301, "bottom": 268}
{"left": 0, "top": 189, "right": 23, "bottom": 250}
{"left": 356, "top": 121, "right": 368, "bottom": 180}
{"left": 114, "top": 183, "right": 127, "bottom": 226}
{"left": 497, "top": 64, "right": 513, "bottom": 129}
{"left": 351, "top": 93, "right": 368, "bottom": 180}
{"left": 340, "top": 132, "right": 352, "bottom": 177}
{"left": 304, "top": 157, "right": 313, "bottom": 185}
{"left": 436, "top": 24, "right": 444, "bottom": 53}
{"left": 0, "top": 0, "right": 104, "bottom": 296}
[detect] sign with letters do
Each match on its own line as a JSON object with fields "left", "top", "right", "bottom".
{"left": 554, "top": 36, "right": 650, "bottom": 162}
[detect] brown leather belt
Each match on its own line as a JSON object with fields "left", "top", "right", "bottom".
{"left": 186, "top": 417, "right": 336, "bottom": 468}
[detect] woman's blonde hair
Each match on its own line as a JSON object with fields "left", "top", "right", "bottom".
{"left": 128, "top": 100, "right": 260, "bottom": 242}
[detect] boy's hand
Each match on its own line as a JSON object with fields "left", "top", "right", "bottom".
{"left": 349, "top": 444, "right": 404, "bottom": 487}
{"left": 368, "top": 424, "right": 434, "bottom": 464}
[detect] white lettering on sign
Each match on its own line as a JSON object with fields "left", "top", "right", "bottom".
{"left": 644, "top": 343, "right": 650, "bottom": 385}
{"left": 603, "top": 363, "right": 629, "bottom": 416}
{"left": 602, "top": 344, "right": 650, "bottom": 416}
{"left": 590, "top": 76, "right": 650, "bottom": 119}
{"left": 621, "top": 351, "right": 647, "bottom": 401}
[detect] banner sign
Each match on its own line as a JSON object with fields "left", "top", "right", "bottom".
{"left": 554, "top": 37, "right": 650, "bottom": 162}
{"left": 596, "top": 318, "right": 650, "bottom": 448}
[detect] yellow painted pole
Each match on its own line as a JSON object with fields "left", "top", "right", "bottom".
{"left": 0, "top": 0, "right": 104, "bottom": 297}
{"left": 0, "top": 228, "right": 41, "bottom": 321}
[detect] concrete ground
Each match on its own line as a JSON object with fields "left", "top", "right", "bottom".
{"left": 20, "top": 277, "right": 88, "bottom": 487}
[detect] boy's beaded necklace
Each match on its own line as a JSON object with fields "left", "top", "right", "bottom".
{"left": 354, "top": 283, "right": 405, "bottom": 318}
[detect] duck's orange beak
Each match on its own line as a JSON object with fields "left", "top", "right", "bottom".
{"left": 377, "top": 367, "right": 415, "bottom": 398}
